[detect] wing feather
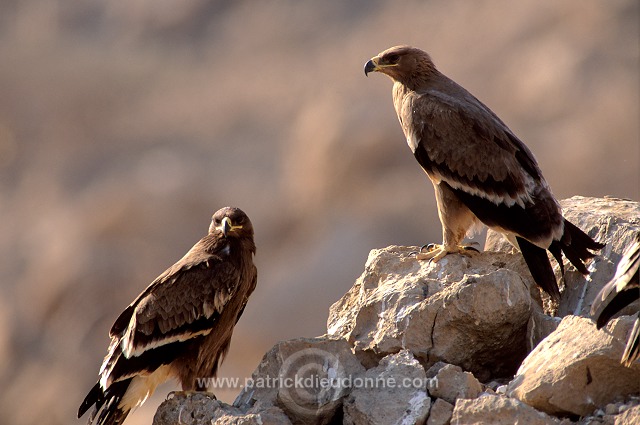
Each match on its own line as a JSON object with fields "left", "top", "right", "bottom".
{"left": 121, "top": 256, "right": 239, "bottom": 358}
{"left": 402, "top": 87, "right": 545, "bottom": 209}
{"left": 99, "top": 236, "right": 241, "bottom": 388}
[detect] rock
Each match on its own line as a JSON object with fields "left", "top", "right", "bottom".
{"left": 487, "top": 196, "right": 640, "bottom": 318}
{"left": 153, "top": 392, "right": 292, "bottom": 425}
{"left": 425, "top": 362, "right": 483, "bottom": 404}
{"left": 616, "top": 404, "right": 640, "bottom": 424}
{"left": 234, "top": 336, "right": 365, "bottom": 425}
{"left": 343, "top": 350, "right": 430, "bottom": 425}
{"left": 427, "top": 398, "right": 454, "bottom": 425}
{"left": 527, "top": 309, "right": 561, "bottom": 350}
{"left": 576, "top": 396, "right": 640, "bottom": 425}
{"left": 452, "top": 393, "right": 560, "bottom": 425}
{"left": 327, "top": 246, "right": 534, "bottom": 381}
{"left": 507, "top": 315, "right": 640, "bottom": 417}
{"left": 153, "top": 197, "right": 640, "bottom": 425}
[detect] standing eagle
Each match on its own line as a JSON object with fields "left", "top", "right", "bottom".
{"left": 78, "top": 207, "right": 257, "bottom": 425}
{"left": 364, "top": 45, "right": 603, "bottom": 301}
{"left": 591, "top": 233, "right": 640, "bottom": 366}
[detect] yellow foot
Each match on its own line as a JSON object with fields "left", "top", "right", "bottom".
{"left": 416, "top": 243, "right": 479, "bottom": 262}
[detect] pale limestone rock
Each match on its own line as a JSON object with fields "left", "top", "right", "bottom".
{"left": 576, "top": 397, "right": 640, "bottom": 425}
{"left": 507, "top": 315, "right": 640, "bottom": 417}
{"left": 343, "top": 350, "right": 430, "bottom": 425}
{"left": 152, "top": 392, "right": 292, "bottom": 425}
{"left": 487, "top": 196, "right": 639, "bottom": 318}
{"left": 615, "top": 404, "right": 640, "bottom": 424}
{"left": 233, "top": 336, "right": 365, "bottom": 425}
{"left": 425, "top": 362, "right": 483, "bottom": 404}
{"left": 527, "top": 308, "right": 561, "bottom": 350}
{"left": 154, "top": 198, "right": 640, "bottom": 425}
{"left": 452, "top": 393, "right": 560, "bottom": 425}
{"left": 328, "top": 246, "right": 534, "bottom": 381}
{"left": 426, "top": 398, "right": 454, "bottom": 425}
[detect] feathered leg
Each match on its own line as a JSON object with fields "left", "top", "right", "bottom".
{"left": 417, "top": 181, "right": 479, "bottom": 262}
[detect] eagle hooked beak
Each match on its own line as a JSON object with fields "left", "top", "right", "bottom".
{"left": 365, "top": 56, "right": 399, "bottom": 76}
{"left": 364, "top": 58, "right": 379, "bottom": 76}
{"left": 218, "top": 217, "right": 244, "bottom": 237}
{"left": 219, "top": 217, "right": 233, "bottom": 237}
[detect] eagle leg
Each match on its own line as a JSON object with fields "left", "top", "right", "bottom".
{"left": 417, "top": 182, "right": 480, "bottom": 262}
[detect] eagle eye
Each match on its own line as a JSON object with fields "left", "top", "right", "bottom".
{"left": 385, "top": 54, "right": 400, "bottom": 64}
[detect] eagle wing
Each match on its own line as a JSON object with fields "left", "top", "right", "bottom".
{"left": 401, "top": 87, "right": 563, "bottom": 246}
{"left": 591, "top": 233, "right": 640, "bottom": 328}
{"left": 401, "top": 88, "right": 543, "bottom": 208}
{"left": 122, "top": 257, "right": 239, "bottom": 358}
{"left": 99, "top": 240, "right": 244, "bottom": 387}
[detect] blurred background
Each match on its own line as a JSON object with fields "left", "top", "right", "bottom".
{"left": 0, "top": 1, "right": 637, "bottom": 424}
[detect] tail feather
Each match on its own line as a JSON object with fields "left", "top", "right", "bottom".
{"left": 517, "top": 219, "right": 603, "bottom": 303}
{"left": 590, "top": 233, "right": 639, "bottom": 366}
{"left": 553, "top": 219, "right": 604, "bottom": 275}
{"left": 79, "top": 382, "right": 102, "bottom": 419}
{"left": 591, "top": 234, "right": 639, "bottom": 327}
{"left": 592, "top": 286, "right": 640, "bottom": 329}
{"left": 78, "top": 379, "right": 132, "bottom": 425}
{"left": 622, "top": 318, "right": 640, "bottom": 367}
{"left": 548, "top": 243, "right": 565, "bottom": 276}
{"left": 517, "top": 236, "right": 560, "bottom": 302}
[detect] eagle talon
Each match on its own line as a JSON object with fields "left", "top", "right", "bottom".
{"left": 416, "top": 244, "right": 478, "bottom": 262}
{"left": 418, "top": 243, "right": 438, "bottom": 254}
{"left": 416, "top": 244, "right": 447, "bottom": 262}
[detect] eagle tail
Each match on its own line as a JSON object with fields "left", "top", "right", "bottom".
{"left": 552, "top": 219, "right": 604, "bottom": 275}
{"left": 78, "top": 379, "right": 132, "bottom": 425}
{"left": 622, "top": 318, "right": 640, "bottom": 367}
{"left": 592, "top": 285, "right": 640, "bottom": 329}
{"left": 78, "top": 382, "right": 102, "bottom": 419}
{"left": 517, "top": 236, "right": 561, "bottom": 302}
{"left": 518, "top": 220, "right": 603, "bottom": 302}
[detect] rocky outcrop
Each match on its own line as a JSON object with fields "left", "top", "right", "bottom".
{"left": 452, "top": 394, "right": 561, "bottom": 425}
{"left": 507, "top": 315, "right": 640, "bottom": 417}
{"left": 327, "top": 247, "right": 535, "bottom": 381}
{"left": 486, "top": 196, "right": 640, "bottom": 318}
{"left": 342, "top": 350, "right": 430, "bottom": 425}
{"left": 234, "top": 337, "right": 365, "bottom": 424}
{"left": 425, "top": 362, "right": 483, "bottom": 405}
{"left": 154, "top": 197, "right": 640, "bottom": 425}
{"left": 153, "top": 392, "right": 291, "bottom": 425}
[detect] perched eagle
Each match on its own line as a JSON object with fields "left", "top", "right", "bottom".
{"left": 78, "top": 207, "right": 257, "bottom": 425}
{"left": 364, "top": 45, "right": 603, "bottom": 301}
{"left": 591, "top": 233, "right": 640, "bottom": 366}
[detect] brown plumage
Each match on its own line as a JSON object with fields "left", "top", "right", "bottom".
{"left": 365, "top": 45, "right": 603, "bottom": 301}
{"left": 591, "top": 233, "right": 640, "bottom": 366}
{"left": 78, "top": 207, "right": 257, "bottom": 425}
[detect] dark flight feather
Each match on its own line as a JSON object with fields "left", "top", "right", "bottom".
{"left": 591, "top": 233, "right": 640, "bottom": 366}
